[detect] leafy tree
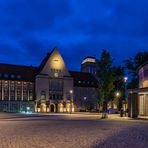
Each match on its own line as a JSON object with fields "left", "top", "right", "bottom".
{"left": 112, "top": 66, "right": 125, "bottom": 110}
{"left": 96, "top": 49, "right": 115, "bottom": 112}
{"left": 124, "top": 51, "right": 148, "bottom": 89}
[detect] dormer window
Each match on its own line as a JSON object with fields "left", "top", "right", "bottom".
{"left": 4, "top": 74, "right": 8, "bottom": 78}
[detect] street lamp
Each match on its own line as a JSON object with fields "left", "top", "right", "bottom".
{"left": 84, "top": 97, "right": 87, "bottom": 111}
{"left": 26, "top": 107, "right": 30, "bottom": 114}
{"left": 116, "top": 92, "right": 120, "bottom": 97}
{"left": 115, "top": 91, "right": 120, "bottom": 112}
{"left": 124, "top": 77, "right": 128, "bottom": 83}
{"left": 69, "top": 90, "right": 73, "bottom": 113}
{"left": 123, "top": 76, "right": 128, "bottom": 116}
{"left": 84, "top": 97, "right": 87, "bottom": 101}
{"left": 69, "top": 90, "right": 73, "bottom": 94}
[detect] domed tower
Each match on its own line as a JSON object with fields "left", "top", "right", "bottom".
{"left": 81, "top": 56, "right": 97, "bottom": 75}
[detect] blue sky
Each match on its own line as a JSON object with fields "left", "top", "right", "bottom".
{"left": 0, "top": 0, "right": 147, "bottom": 70}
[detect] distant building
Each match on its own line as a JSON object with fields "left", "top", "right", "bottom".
{"left": 81, "top": 57, "right": 97, "bottom": 75}
{"left": 128, "top": 62, "right": 148, "bottom": 117}
{"left": 0, "top": 48, "right": 98, "bottom": 113}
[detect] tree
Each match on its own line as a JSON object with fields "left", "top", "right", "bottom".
{"left": 124, "top": 51, "right": 148, "bottom": 89}
{"left": 96, "top": 49, "right": 115, "bottom": 112}
{"left": 112, "top": 66, "right": 125, "bottom": 110}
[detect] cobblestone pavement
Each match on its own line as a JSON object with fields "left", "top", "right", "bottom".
{"left": 0, "top": 113, "right": 147, "bottom": 148}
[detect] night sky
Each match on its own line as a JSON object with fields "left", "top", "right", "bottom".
{"left": 0, "top": 0, "right": 147, "bottom": 71}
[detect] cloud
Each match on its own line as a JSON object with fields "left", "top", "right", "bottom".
{"left": 0, "top": 0, "right": 147, "bottom": 70}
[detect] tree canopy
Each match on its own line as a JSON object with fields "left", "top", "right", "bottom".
{"left": 124, "top": 51, "right": 148, "bottom": 89}
{"left": 96, "top": 49, "right": 115, "bottom": 111}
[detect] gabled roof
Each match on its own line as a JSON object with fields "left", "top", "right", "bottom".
{"left": 0, "top": 63, "right": 38, "bottom": 82}
{"left": 38, "top": 48, "right": 56, "bottom": 73}
{"left": 69, "top": 71, "right": 98, "bottom": 88}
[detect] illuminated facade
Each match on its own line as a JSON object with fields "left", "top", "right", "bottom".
{"left": 0, "top": 48, "right": 97, "bottom": 113}
{"left": 128, "top": 62, "right": 148, "bottom": 117}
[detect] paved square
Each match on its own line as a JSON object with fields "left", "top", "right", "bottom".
{"left": 0, "top": 113, "right": 148, "bottom": 148}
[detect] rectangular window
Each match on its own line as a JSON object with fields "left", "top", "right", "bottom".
{"left": 10, "top": 81, "right": 15, "bottom": 100}
{"left": 23, "top": 83, "right": 28, "bottom": 101}
{"left": 4, "top": 81, "right": 8, "bottom": 100}
{"left": 139, "top": 95, "right": 144, "bottom": 115}
{"left": 17, "top": 82, "right": 21, "bottom": 100}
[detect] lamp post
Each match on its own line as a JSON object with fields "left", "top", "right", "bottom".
{"left": 69, "top": 90, "right": 73, "bottom": 113}
{"left": 123, "top": 76, "right": 128, "bottom": 116}
{"left": 84, "top": 97, "right": 87, "bottom": 111}
{"left": 115, "top": 91, "right": 122, "bottom": 116}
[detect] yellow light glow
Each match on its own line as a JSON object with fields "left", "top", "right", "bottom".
{"left": 50, "top": 53, "right": 64, "bottom": 69}
{"left": 116, "top": 92, "right": 120, "bottom": 97}
{"left": 41, "top": 103, "right": 46, "bottom": 112}
{"left": 143, "top": 80, "right": 148, "bottom": 88}
{"left": 37, "top": 108, "right": 41, "bottom": 112}
{"left": 82, "top": 58, "right": 96, "bottom": 64}
{"left": 72, "top": 107, "right": 75, "bottom": 112}
{"left": 66, "top": 103, "right": 70, "bottom": 112}
{"left": 63, "top": 108, "right": 66, "bottom": 112}
{"left": 46, "top": 107, "right": 50, "bottom": 112}
{"left": 58, "top": 103, "right": 64, "bottom": 112}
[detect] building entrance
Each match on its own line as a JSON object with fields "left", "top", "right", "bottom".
{"left": 50, "top": 104, "right": 55, "bottom": 112}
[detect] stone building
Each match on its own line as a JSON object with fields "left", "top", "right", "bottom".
{"left": 0, "top": 48, "right": 98, "bottom": 113}
{"left": 128, "top": 62, "right": 148, "bottom": 117}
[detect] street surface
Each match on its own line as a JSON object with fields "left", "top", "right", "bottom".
{"left": 0, "top": 113, "right": 147, "bottom": 148}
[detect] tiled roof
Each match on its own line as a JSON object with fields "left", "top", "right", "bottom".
{"left": 69, "top": 71, "right": 98, "bottom": 88}
{"left": 0, "top": 63, "right": 38, "bottom": 82}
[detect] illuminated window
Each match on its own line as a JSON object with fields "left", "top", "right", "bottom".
{"left": 82, "top": 58, "right": 96, "bottom": 64}
{"left": 4, "top": 81, "right": 8, "bottom": 100}
{"left": 139, "top": 95, "right": 144, "bottom": 115}
{"left": 10, "top": 81, "right": 15, "bottom": 100}
{"left": 23, "top": 83, "right": 28, "bottom": 101}
{"left": 17, "top": 82, "right": 21, "bottom": 100}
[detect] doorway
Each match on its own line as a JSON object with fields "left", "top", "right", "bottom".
{"left": 50, "top": 104, "right": 55, "bottom": 112}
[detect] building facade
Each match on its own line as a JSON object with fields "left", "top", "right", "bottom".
{"left": 0, "top": 48, "right": 98, "bottom": 113}
{"left": 128, "top": 62, "right": 148, "bottom": 117}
